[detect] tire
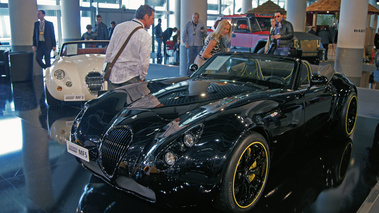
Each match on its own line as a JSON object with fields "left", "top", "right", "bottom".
{"left": 45, "top": 86, "right": 61, "bottom": 107}
{"left": 335, "top": 93, "right": 358, "bottom": 137}
{"left": 216, "top": 132, "right": 270, "bottom": 213}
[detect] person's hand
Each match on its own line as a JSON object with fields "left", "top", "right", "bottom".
{"left": 186, "top": 43, "right": 189, "bottom": 48}
{"left": 32, "top": 46, "right": 36, "bottom": 52}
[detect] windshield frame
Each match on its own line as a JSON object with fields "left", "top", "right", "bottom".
{"left": 60, "top": 40, "right": 109, "bottom": 57}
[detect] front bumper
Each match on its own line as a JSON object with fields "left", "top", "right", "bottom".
{"left": 80, "top": 159, "right": 157, "bottom": 202}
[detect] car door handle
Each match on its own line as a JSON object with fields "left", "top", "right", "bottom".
{"left": 232, "top": 34, "right": 236, "bottom": 37}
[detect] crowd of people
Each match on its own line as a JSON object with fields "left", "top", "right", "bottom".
{"left": 307, "top": 25, "right": 333, "bottom": 62}
{"left": 32, "top": 6, "right": 350, "bottom": 91}
{"left": 80, "top": 15, "right": 116, "bottom": 41}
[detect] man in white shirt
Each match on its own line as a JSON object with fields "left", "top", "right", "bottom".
{"left": 105, "top": 5, "right": 155, "bottom": 90}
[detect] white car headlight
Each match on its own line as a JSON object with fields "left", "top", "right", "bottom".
{"left": 54, "top": 69, "right": 65, "bottom": 80}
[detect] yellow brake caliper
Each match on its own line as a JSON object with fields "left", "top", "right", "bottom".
{"left": 247, "top": 147, "right": 257, "bottom": 182}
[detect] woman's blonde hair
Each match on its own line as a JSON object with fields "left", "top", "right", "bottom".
{"left": 210, "top": 20, "right": 232, "bottom": 43}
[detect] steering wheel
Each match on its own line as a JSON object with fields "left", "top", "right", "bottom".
{"left": 265, "top": 76, "right": 287, "bottom": 85}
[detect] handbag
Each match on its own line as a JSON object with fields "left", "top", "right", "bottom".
{"left": 103, "top": 25, "right": 143, "bottom": 81}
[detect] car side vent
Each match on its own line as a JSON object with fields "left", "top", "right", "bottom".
{"left": 85, "top": 72, "right": 104, "bottom": 95}
{"left": 100, "top": 126, "right": 133, "bottom": 178}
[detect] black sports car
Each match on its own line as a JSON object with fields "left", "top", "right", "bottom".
{"left": 67, "top": 52, "right": 358, "bottom": 213}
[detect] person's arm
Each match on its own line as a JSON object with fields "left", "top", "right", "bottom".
{"left": 139, "top": 35, "right": 152, "bottom": 81}
{"left": 200, "top": 22, "right": 207, "bottom": 38}
{"left": 105, "top": 34, "right": 115, "bottom": 63}
{"left": 50, "top": 22, "right": 57, "bottom": 51}
{"left": 183, "top": 22, "right": 189, "bottom": 48}
{"left": 264, "top": 36, "right": 270, "bottom": 53}
{"left": 32, "top": 22, "right": 37, "bottom": 51}
{"left": 202, "top": 38, "right": 217, "bottom": 59}
{"left": 280, "top": 21, "right": 294, "bottom": 40}
{"left": 103, "top": 24, "right": 109, "bottom": 40}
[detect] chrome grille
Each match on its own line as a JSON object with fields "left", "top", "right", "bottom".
{"left": 85, "top": 72, "right": 104, "bottom": 95}
{"left": 100, "top": 126, "right": 133, "bottom": 177}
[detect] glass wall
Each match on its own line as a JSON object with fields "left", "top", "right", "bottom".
{"left": 0, "top": 0, "right": 319, "bottom": 47}
{"left": 0, "top": 8, "right": 10, "bottom": 45}
{"left": 121, "top": 0, "right": 144, "bottom": 10}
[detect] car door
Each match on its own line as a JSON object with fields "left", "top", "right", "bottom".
{"left": 230, "top": 18, "right": 254, "bottom": 48}
{"left": 297, "top": 61, "right": 333, "bottom": 138}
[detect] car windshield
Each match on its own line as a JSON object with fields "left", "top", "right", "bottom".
{"left": 192, "top": 53, "right": 296, "bottom": 89}
{"left": 60, "top": 41, "right": 109, "bottom": 56}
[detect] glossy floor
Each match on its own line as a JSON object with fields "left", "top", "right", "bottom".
{"left": 0, "top": 74, "right": 378, "bottom": 213}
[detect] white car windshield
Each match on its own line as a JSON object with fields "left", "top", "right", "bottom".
{"left": 60, "top": 41, "right": 109, "bottom": 56}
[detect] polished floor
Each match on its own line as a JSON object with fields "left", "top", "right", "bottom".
{"left": 0, "top": 64, "right": 379, "bottom": 213}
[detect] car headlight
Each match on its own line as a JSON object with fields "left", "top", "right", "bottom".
{"left": 164, "top": 152, "right": 176, "bottom": 166}
{"left": 54, "top": 69, "right": 65, "bottom": 80}
{"left": 183, "top": 133, "right": 195, "bottom": 147}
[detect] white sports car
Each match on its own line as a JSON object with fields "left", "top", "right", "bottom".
{"left": 45, "top": 40, "right": 109, "bottom": 106}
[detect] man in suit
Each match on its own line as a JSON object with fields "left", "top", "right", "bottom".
{"left": 32, "top": 10, "right": 56, "bottom": 69}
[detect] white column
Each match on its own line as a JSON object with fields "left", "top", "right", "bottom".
{"left": 8, "top": 0, "right": 37, "bottom": 49}
{"left": 241, "top": 0, "right": 252, "bottom": 14}
{"left": 286, "top": 0, "right": 307, "bottom": 32}
{"left": 61, "top": 0, "right": 81, "bottom": 41}
{"left": 335, "top": 0, "right": 369, "bottom": 85}
{"left": 8, "top": 0, "right": 40, "bottom": 75}
{"left": 175, "top": 0, "right": 180, "bottom": 29}
{"left": 179, "top": 0, "right": 207, "bottom": 76}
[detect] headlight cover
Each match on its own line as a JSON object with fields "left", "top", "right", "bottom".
{"left": 183, "top": 133, "right": 195, "bottom": 147}
{"left": 54, "top": 69, "right": 65, "bottom": 80}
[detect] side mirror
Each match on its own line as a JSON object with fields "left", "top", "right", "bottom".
{"left": 189, "top": 63, "right": 198, "bottom": 72}
{"left": 310, "top": 75, "right": 328, "bottom": 87}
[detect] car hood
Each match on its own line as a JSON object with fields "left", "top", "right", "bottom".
{"left": 51, "top": 54, "right": 105, "bottom": 76}
{"left": 113, "top": 77, "right": 270, "bottom": 118}
{"left": 78, "top": 77, "right": 278, "bottom": 145}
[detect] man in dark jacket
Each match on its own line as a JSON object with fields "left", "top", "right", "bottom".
{"left": 32, "top": 10, "right": 56, "bottom": 69}
{"left": 308, "top": 26, "right": 317, "bottom": 35}
{"left": 94, "top": 15, "right": 109, "bottom": 40}
{"left": 318, "top": 27, "right": 332, "bottom": 61}
{"left": 162, "top": 27, "right": 178, "bottom": 57}
{"left": 374, "top": 28, "right": 379, "bottom": 51}
{"left": 271, "top": 11, "right": 294, "bottom": 56}
{"left": 155, "top": 18, "right": 163, "bottom": 63}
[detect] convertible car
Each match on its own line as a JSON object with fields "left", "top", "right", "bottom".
{"left": 45, "top": 40, "right": 109, "bottom": 106}
{"left": 67, "top": 52, "right": 357, "bottom": 212}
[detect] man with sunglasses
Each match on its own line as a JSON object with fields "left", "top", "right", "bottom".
{"left": 271, "top": 11, "right": 294, "bottom": 56}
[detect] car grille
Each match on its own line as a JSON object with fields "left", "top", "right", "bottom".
{"left": 85, "top": 72, "right": 104, "bottom": 95}
{"left": 100, "top": 126, "right": 133, "bottom": 178}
